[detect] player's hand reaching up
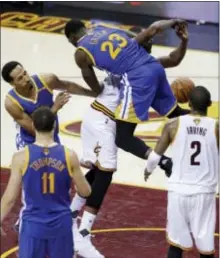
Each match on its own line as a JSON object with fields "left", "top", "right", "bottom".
{"left": 172, "top": 19, "right": 188, "bottom": 28}
{"left": 175, "top": 24, "right": 188, "bottom": 40}
{"left": 52, "top": 91, "right": 71, "bottom": 113}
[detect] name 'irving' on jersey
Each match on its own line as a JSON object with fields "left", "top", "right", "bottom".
{"left": 186, "top": 125, "right": 207, "bottom": 136}
{"left": 77, "top": 25, "right": 156, "bottom": 74}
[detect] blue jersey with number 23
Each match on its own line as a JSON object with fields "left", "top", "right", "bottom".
{"left": 77, "top": 25, "right": 157, "bottom": 75}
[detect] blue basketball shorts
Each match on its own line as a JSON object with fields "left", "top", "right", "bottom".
{"left": 115, "top": 61, "right": 177, "bottom": 123}
{"left": 19, "top": 230, "right": 73, "bottom": 258}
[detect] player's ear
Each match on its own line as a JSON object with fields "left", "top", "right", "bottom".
{"left": 208, "top": 100, "right": 212, "bottom": 107}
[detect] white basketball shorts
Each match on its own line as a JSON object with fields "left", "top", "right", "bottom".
{"left": 167, "top": 191, "right": 216, "bottom": 254}
{"left": 80, "top": 106, "right": 117, "bottom": 171}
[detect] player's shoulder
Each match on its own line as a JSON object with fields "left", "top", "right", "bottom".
{"left": 38, "top": 73, "right": 56, "bottom": 85}
{"left": 63, "top": 146, "right": 79, "bottom": 162}
{"left": 165, "top": 117, "right": 179, "bottom": 130}
{"left": 4, "top": 93, "right": 24, "bottom": 114}
{"left": 12, "top": 146, "right": 28, "bottom": 164}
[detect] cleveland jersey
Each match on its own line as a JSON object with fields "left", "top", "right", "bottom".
{"left": 77, "top": 24, "right": 156, "bottom": 74}
{"left": 95, "top": 74, "right": 121, "bottom": 112}
{"left": 169, "top": 115, "right": 218, "bottom": 194}
{"left": 7, "top": 75, "right": 60, "bottom": 146}
{"left": 20, "top": 144, "right": 72, "bottom": 238}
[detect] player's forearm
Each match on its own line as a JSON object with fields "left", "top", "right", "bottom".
{"left": 135, "top": 20, "right": 176, "bottom": 44}
{"left": 81, "top": 67, "right": 102, "bottom": 94}
{"left": 18, "top": 121, "right": 35, "bottom": 136}
{"left": 60, "top": 80, "right": 98, "bottom": 97}
{"left": 169, "top": 38, "right": 188, "bottom": 66}
{"left": 51, "top": 105, "right": 59, "bottom": 115}
{"left": 0, "top": 199, "right": 15, "bottom": 223}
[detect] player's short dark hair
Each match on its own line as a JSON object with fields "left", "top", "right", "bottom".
{"left": 189, "top": 86, "right": 211, "bottom": 113}
{"left": 32, "top": 106, "right": 55, "bottom": 133}
{"left": 64, "top": 19, "right": 85, "bottom": 38}
{"left": 2, "top": 61, "right": 22, "bottom": 82}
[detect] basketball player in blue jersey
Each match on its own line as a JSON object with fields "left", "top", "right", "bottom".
{"left": 64, "top": 19, "right": 189, "bottom": 175}
{"left": 0, "top": 107, "right": 91, "bottom": 258}
{"left": 2, "top": 61, "right": 97, "bottom": 150}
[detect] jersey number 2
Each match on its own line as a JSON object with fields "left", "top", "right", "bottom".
{"left": 101, "top": 33, "right": 127, "bottom": 60}
{"left": 190, "top": 141, "right": 201, "bottom": 166}
{"left": 42, "top": 173, "right": 55, "bottom": 194}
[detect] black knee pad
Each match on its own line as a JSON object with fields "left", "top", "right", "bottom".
{"left": 85, "top": 168, "right": 96, "bottom": 186}
{"left": 86, "top": 169, "right": 113, "bottom": 210}
{"left": 167, "top": 245, "right": 183, "bottom": 258}
{"left": 115, "top": 119, "right": 137, "bottom": 149}
{"left": 200, "top": 254, "right": 215, "bottom": 258}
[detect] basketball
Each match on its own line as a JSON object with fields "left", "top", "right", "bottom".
{"left": 171, "top": 77, "right": 195, "bottom": 103}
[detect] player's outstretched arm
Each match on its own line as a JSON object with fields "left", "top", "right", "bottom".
{"left": 145, "top": 119, "right": 178, "bottom": 178}
{"left": 1, "top": 150, "right": 24, "bottom": 224}
{"left": 135, "top": 19, "right": 187, "bottom": 45}
{"left": 75, "top": 49, "right": 103, "bottom": 94}
{"left": 5, "top": 96, "right": 35, "bottom": 136}
{"left": 68, "top": 149, "right": 92, "bottom": 198}
{"left": 158, "top": 24, "right": 188, "bottom": 68}
{"left": 42, "top": 74, "right": 98, "bottom": 98}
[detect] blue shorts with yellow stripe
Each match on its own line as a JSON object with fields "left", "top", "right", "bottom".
{"left": 115, "top": 62, "right": 177, "bottom": 123}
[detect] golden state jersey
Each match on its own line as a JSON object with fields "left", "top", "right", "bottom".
{"left": 7, "top": 75, "right": 60, "bottom": 149}
{"left": 77, "top": 24, "right": 156, "bottom": 74}
{"left": 20, "top": 144, "right": 72, "bottom": 238}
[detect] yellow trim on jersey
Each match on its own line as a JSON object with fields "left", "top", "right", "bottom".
{"left": 64, "top": 146, "right": 73, "bottom": 177}
{"left": 170, "top": 118, "right": 180, "bottom": 145}
{"left": 38, "top": 75, "right": 53, "bottom": 94}
{"left": 115, "top": 102, "right": 143, "bottom": 124}
{"left": 166, "top": 234, "right": 192, "bottom": 251}
{"left": 91, "top": 100, "right": 115, "bottom": 121}
{"left": 165, "top": 102, "right": 178, "bottom": 117}
{"left": 76, "top": 46, "right": 96, "bottom": 65}
{"left": 6, "top": 94, "right": 24, "bottom": 111}
{"left": 21, "top": 146, "right": 30, "bottom": 176}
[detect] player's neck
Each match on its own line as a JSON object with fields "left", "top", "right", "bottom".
{"left": 35, "top": 133, "right": 55, "bottom": 147}
{"left": 77, "top": 29, "right": 86, "bottom": 42}
{"left": 190, "top": 110, "right": 207, "bottom": 116}
{"left": 16, "top": 81, "right": 35, "bottom": 98}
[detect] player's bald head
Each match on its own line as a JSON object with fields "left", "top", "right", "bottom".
{"left": 65, "top": 19, "right": 85, "bottom": 38}
{"left": 189, "top": 86, "right": 212, "bottom": 113}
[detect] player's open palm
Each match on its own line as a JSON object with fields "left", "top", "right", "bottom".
{"left": 53, "top": 91, "right": 71, "bottom": 111}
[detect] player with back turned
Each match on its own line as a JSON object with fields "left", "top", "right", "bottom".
{"left": 0, "top": 106, "right": 91, "bottom": 258}
{"left": 145, "top": 86, "right": 218, "bottom": 258}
